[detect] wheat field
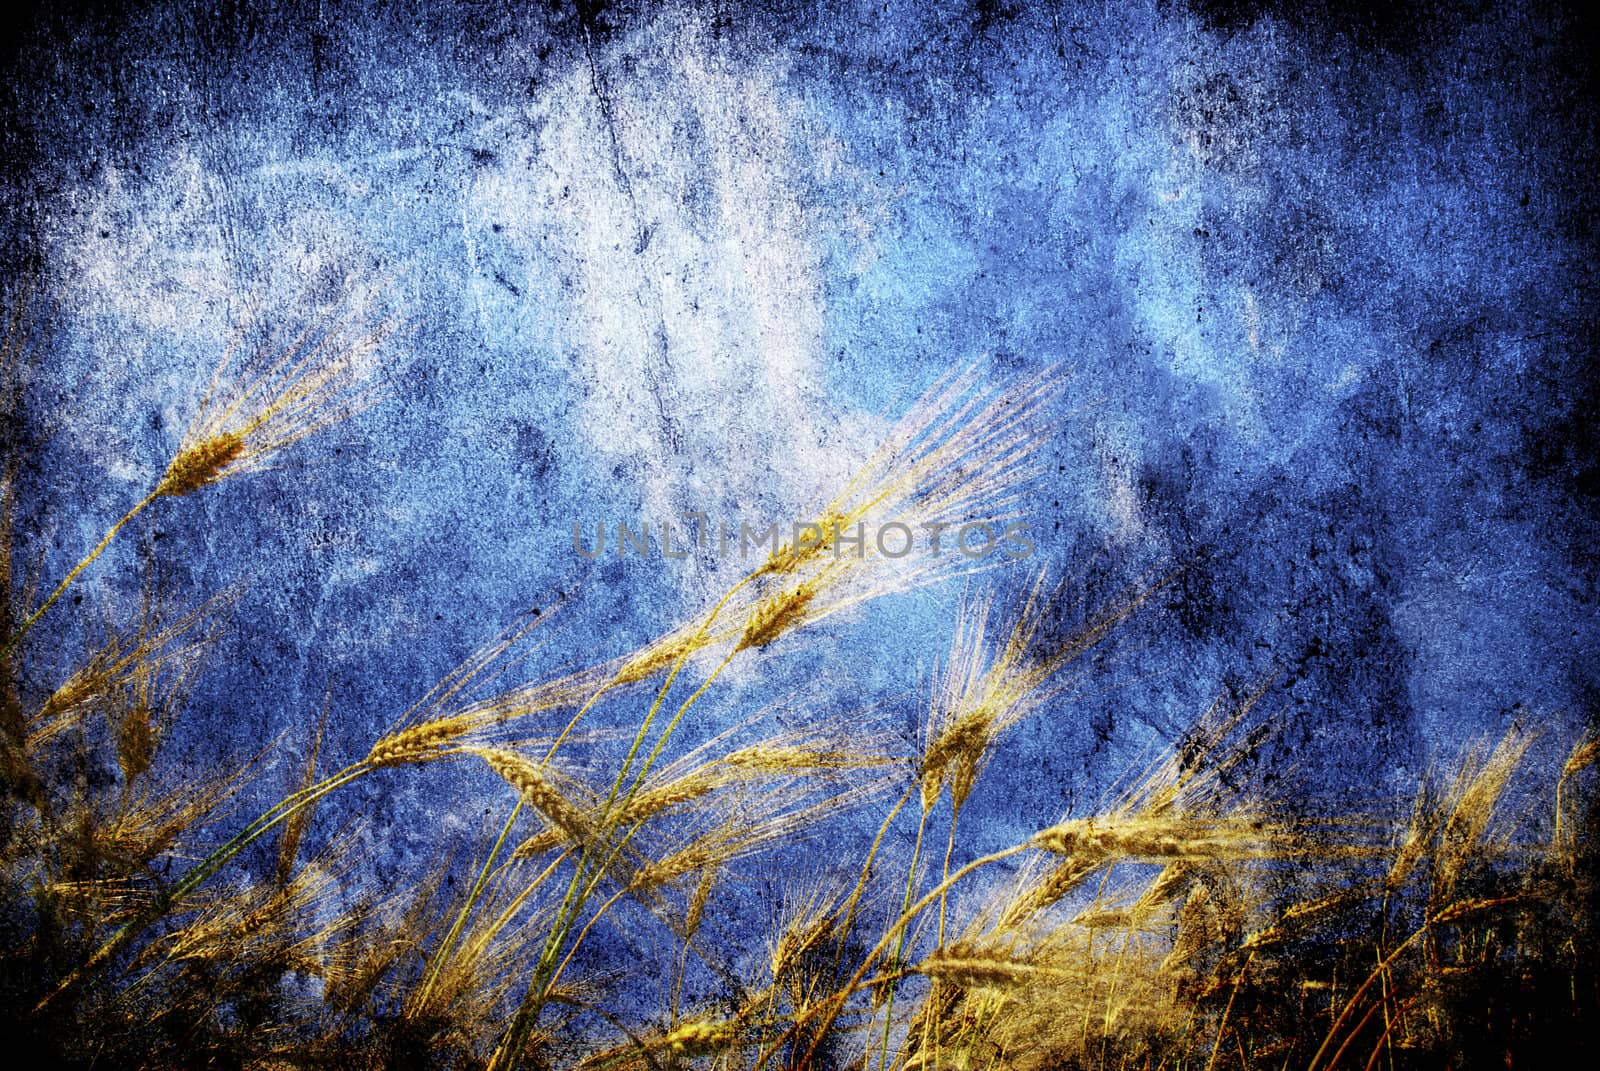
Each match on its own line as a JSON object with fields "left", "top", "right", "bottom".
{"left": 0, "top": 285, "right": 1592, "bottom": 1070}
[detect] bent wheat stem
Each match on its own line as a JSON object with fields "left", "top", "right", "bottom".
{"left": 466, "top": 847, "right": 574, "bottom": 970}
{"left": 937, "top": 808, "right": 959, "bottom": 948}
{"left": 420, "top": 798, "right": 525, "bottom": 1006}
{"left": 497, "top": 586, "right": 757, "bottom": 1067}
{"left": 774, "top": 841, "right": 1033, "bottom": 1071}
{"left": 542, "top": 572, "right": 756, "bottom": 763}
{"left": 875, "top": 804, "right": 931, "bottom": 1071}
{"left": 833, "top": 785, "right": 917, "bottom": 980}
{"left": 506, "top": 652, "right": 707, "bottom": 1060}
{"left": 37, "top": 759, "right": 368, "bottom": 1010}
{"left": 622, "top": 648, "right": 738, "bottom": 817}
{"left": 1307, "top": 924, "right": 1431, "bottom": 1071}
{"left": 1204, "top": 951, "right": 1255, "bottom": 1071}
{"left": 548, "top": 880, "right": 640, "bottom": 1000}
{"left": 2, "top": 490, "right": 159, "bottom": 658}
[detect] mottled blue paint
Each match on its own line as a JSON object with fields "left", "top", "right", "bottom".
{"left": 2, "top": 0, "right": 1594, "bottom": 872}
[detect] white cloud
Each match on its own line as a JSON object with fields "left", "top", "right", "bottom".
{"left": 469, "top": 12, "right": 891, "bottom": 533}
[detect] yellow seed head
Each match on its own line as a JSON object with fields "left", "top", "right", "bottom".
{"left": 685, "top": 866, "right": 717, "bottom": 938}
{"left": 156, "top": 431, "right": 247, "bottom": 497}
{"left": 512, "top": 830, "right": 564, "bottom": 859}
{"left": 759, "top": 510, "right": 848, "bottom": 577}
{"left": 471, "top": 748, "right": 594, "bottom": 845}
{"left": 615, "top": 631, "right": 709, "bottom": 685}
{"left": 622, "top": 775, "right": 717, "bottom": 824}
{"left": 737, "top": 583, "right": 818, "bottom": 652}
{"left": 917, "top": 949, "right": 1039, "bottom": 990}
{"left": 665, "top": 1018, "right": 736, "bottom": 1056}
{"left": 632, "top": 847, "right": 715, "bottom": 892}
{"left": 40, "top": 671, "right": 100, "bottom": 719}
{"left": 365, "top": 717, "right": 472, "bottom": 768}
{"left": 114, "top": 707, "right": 157, "bottom": 783}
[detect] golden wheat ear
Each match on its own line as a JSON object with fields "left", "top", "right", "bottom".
{"left": 157, "top": 296, "right": 399, "bottom": 497}
{"left": 1, "top": 290, "right": 400, "bottom": 661}
{"left": 754, "top": 358, "right": 1063, "bottom": 582}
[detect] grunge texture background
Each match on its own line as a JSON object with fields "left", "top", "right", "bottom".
{"left": 1, "top": 0, "right": 1596, "bottom": 1065}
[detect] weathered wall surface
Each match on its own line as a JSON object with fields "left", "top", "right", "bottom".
{"left": 2, "top": 1, "right": 1594, "bottom": 858}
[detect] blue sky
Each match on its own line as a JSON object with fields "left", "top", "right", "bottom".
{"left": 2, "top": 0, "right": 1594, "bottom": 858}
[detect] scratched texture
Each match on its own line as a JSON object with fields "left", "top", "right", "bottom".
{"left": 1, "top": 0, "right": 1596, "bottom": 926}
